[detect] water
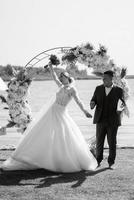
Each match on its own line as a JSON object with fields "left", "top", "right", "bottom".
{"left": 0, "top": 79, "right": 134, "bottom": 146}
{"left": 28, "top": 79, "right": 134, "bottom": 124}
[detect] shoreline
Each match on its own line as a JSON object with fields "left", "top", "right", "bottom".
{"left": 2, "top": 76, "right": 134, "bottom": 82}
{"left": 0, "top": 127, "right": 134, "bottom": 150}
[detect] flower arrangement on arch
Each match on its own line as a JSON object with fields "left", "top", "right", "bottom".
{"left": 61, "top": 42, "right": 130, "bottom": 116}
{"left": 0, "top": 68, "right": 33, "bottom": 134}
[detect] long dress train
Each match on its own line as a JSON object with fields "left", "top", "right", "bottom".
{"left": 2, "top": 86, "right": 97, "bottom": 172}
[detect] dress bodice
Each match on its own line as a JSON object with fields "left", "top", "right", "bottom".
{"left": 55, "top": 86, "right": 73, "bottom": 107}
{"left": 55, "top": 85, "right": 86, "bottom": 114}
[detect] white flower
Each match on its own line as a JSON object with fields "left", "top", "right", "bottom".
{"left": 62, "top": 42, "right": 130, "bottom": 116}
{"left": 5, "top": 76, "right": 32, "bottom": 129}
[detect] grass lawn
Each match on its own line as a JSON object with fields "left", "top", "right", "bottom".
{"left": 0, "top": 149, "right": 134, "bottom": 200}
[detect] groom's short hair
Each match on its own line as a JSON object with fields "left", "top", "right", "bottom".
{"left": 104, "top": 70, "right": 114, "bottom": 77}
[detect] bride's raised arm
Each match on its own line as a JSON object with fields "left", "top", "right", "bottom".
{"left": 71, "top": 87, "right": 92, "bottom": 118}
{"left": 48, "top": 62, "right": 62, "bottom": 87}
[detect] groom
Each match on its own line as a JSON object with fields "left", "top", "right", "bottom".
{"left": 90, "top": 70, "right": 125, "bottom": 169}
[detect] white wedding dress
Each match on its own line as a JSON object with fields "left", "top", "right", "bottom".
{"left": 2, "top": 86, "right": 97, "bottom": 172}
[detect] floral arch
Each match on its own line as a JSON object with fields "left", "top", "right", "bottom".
{"left": 61, "top": 43, "right": 129, "bottom": 100}
{"left": 0, "top": 43, "right": 130, "bottom": 137}
{"left": 24, "top": 43, "right": 130, "bottom": 116}
{"left": 61, "top": 43, "right": 130, "bottom": 116}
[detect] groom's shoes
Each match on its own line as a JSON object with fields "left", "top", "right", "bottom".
{"left": 108, "top": 163, "right": 115, "bottom": 169}
{"left": 97, "top": 162, "right": 101, "bottom": 168}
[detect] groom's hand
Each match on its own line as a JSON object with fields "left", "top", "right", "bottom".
{"left": 90, "top": 101, "right": 95, "bottom": 109}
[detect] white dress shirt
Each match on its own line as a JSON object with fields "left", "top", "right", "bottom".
{"left": 105, "top": 85, "right": 113, "bottom": 96}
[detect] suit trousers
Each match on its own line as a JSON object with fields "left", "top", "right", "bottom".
{"left": 96, "top": 122, "right": 118, "bottom": 165}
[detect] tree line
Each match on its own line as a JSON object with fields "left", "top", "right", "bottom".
{"left": 0, "top": 64, "right": 96, "bottom": 81}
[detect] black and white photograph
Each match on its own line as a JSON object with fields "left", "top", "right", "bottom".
{"left": 0, "top": 0, "right": 134, "bottom": 199}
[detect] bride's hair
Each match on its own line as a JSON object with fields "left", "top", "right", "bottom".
{"left": 59, "top": 72, "right": 75, "bottom": 84}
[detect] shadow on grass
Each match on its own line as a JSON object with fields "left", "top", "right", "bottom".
{"left": 36, "top": 167, "right": 109, "bottom": 188}
{"left": 0, "top": 167, "right": 109, "bottom": 188}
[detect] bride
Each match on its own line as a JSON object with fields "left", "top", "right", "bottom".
{"left": 1, "top": 61, "right": 97, "bottom": 172}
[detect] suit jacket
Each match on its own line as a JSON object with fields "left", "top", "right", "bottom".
{"left": 90, "top": 84, "right": 125, "bottom": 126}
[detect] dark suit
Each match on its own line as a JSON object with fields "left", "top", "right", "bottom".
{"left": 91, "top": 84, "right": 125, "bottom": 165}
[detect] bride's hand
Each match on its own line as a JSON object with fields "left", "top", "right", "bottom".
{"left": 85, "top": 111, "right": 92, "bottom": 118}
{"left": 44, "top": 61, "right": 52, "bottom": 69}
{"left": 48, "top": 61, "right": 52, "bottom": 67}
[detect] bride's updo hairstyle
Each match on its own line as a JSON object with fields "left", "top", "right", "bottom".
{"left": 59, "top": 72, "right": 74, "bottom": 84}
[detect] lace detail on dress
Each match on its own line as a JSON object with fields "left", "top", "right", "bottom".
{"left": 55, "top": 86, "right": 72, "bottom": 107}
{"left": 55, "top": 86, "right": 86, "bottom": 113}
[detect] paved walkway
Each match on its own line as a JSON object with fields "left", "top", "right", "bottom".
{"left": 0, "top": 125, "right": 134, "bottom": 150}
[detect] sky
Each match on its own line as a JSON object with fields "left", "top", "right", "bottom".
{"left": 0, "top": 0, "right": 134, "bottom": 74}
